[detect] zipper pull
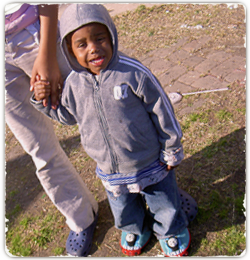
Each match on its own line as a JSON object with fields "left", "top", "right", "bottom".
{"left": 93, "top": 76, "right": 99, "bottom": 91}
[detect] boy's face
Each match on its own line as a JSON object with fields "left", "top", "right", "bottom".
{"left": 70, "top": 23, "right": 113, "bottom": 75}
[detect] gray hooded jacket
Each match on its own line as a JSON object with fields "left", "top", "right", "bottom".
{"left": 31, "top": 4, "right": 184, "bottom": 174}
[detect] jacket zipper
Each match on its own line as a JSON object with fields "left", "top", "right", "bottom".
{"left": 93, "top": 76, "right": 119, "bottom": 173}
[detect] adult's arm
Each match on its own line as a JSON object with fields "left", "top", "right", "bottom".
{"left": 30, "top": 4, "right": 62, "bottom": 109}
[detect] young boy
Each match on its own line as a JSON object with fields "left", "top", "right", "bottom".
{"left": 31, "top": 4, "right": 195, "bottom": 257}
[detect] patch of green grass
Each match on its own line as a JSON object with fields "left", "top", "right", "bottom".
{"left": 181, "top": 111, "right": 210, "bottom": 133}
{"left": 202, "top": 143, "right": 219, "bottom": 159}
{"left": 19, "top": 216, "right": 31, "bottom": 229}
{"left": 218, "top": 208, "right": 229, "bottom": 218}
{"left": 6, "top": 208, "right": 65, "bottom": 256}
{"left": 41, "top": 193, "right": 47, "bottom": 199}
{"left": 6, "top": 204, "right": 22, "bottom": 220}
{"left": 210, "top": 226, "right": 245, "bottom": 255}
{"left": 235, "top": 195, "right": 245, "bottom": 215}
{"left": 236, "top": 107, "right": 246, "bottom": 114}
{"left": 7, "top": 233, "right": 32, "bottom": 256}
{"left": 215, "top": 109, "right": 233, "bottom": 122}
{"left": 209, "top": 190, "right": 223, "bottom": 209}
{"left": 196, "top": 207, "right": 211, "bottom": 224}
{"left": 9, "top": 190, "right": 18, "bottom": 197}
{"left": 135, "top": 4, "right": 146, "bottom": 13}
{"left": 148, "top": 30, "right": 155, "bottom": 37}
{"left": 33, "top": 227, "right": 52, "bottom": 248}
{"left": 54, "top": 247, "right": 65, "bottom": 255}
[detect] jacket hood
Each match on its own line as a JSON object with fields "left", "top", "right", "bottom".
{"left": 60, "top": 4, "right": 118, "bottom": 72}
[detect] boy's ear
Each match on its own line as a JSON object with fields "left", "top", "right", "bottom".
{"left": 66, "top": 34, "right": 75, "bottom": 57}
{"left": 67, "top": 42, "right": 75, "bottom": 57}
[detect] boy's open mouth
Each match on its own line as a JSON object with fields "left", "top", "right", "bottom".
{"left": 90, "top": 56, "right": 105, "bottom": 66}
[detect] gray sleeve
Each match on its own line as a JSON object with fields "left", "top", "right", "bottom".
{"left": 137, "top": 74, "right": 184, "bottom": 166}
{"left": 30, "top": 94, "right": 77, "bottom": 126}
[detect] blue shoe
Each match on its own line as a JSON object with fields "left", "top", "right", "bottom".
{"left": 120, "top": 230, "right": 151, "bottom": 256}
{"left": 66, "top": 213, "right": 98, "bottom": 256}
{"left": 159, "top": 228, "right": 191, "bottom": 256}
{"left": 178, "top": 187, "right": 198, "bottom": 223}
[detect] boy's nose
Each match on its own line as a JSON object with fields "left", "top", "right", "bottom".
{"left": 89, "top": 42, "right": 99, "bottom": 54}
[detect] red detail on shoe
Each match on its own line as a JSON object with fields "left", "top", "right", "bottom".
{"left": 119, "top": 236, "right": 151, "bottom": 256}
{"left": 162, "top": 248, "right": 189, "bottom": 257}
{"left": 162, "top": 229, "right": 191, "bottom": 257}
{"left": 121, "top": 246, "right": 142, "bottom": 256}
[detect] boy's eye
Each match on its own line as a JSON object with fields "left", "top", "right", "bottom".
{"left": 78, "top": 42, "right": 87, "bottom": 48}
{"left": 97, "top": 33, "right": 108, "bottom": 43}
{"left": 97, "top": 37, "right": 105, "bottom": 42}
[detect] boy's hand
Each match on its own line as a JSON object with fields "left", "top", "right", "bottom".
{"left": 30, "top": 55, "right": 63, "bottom": 109}
{"left": 33, "top": 78, "right": 51, "bottom": 106}
{"left": 167, "top": 165, "right": 178, "bottom": 171}
{"left": 160, "top": 162, "right": 178, "bottom": 171}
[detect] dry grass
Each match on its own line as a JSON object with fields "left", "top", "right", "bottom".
{"left": 114, "top": 4, "right": 245, "bottom": 58}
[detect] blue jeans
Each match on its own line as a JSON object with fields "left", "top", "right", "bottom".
{"left": 106, "top": 170, "right": 188, "bottom": 239}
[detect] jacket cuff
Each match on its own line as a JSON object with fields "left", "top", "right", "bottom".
{"left": 160, "top": 146, "right": 184, "bottom": 166}
{"left": 30, "top": 94, "right": 43, "bottom": 105}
